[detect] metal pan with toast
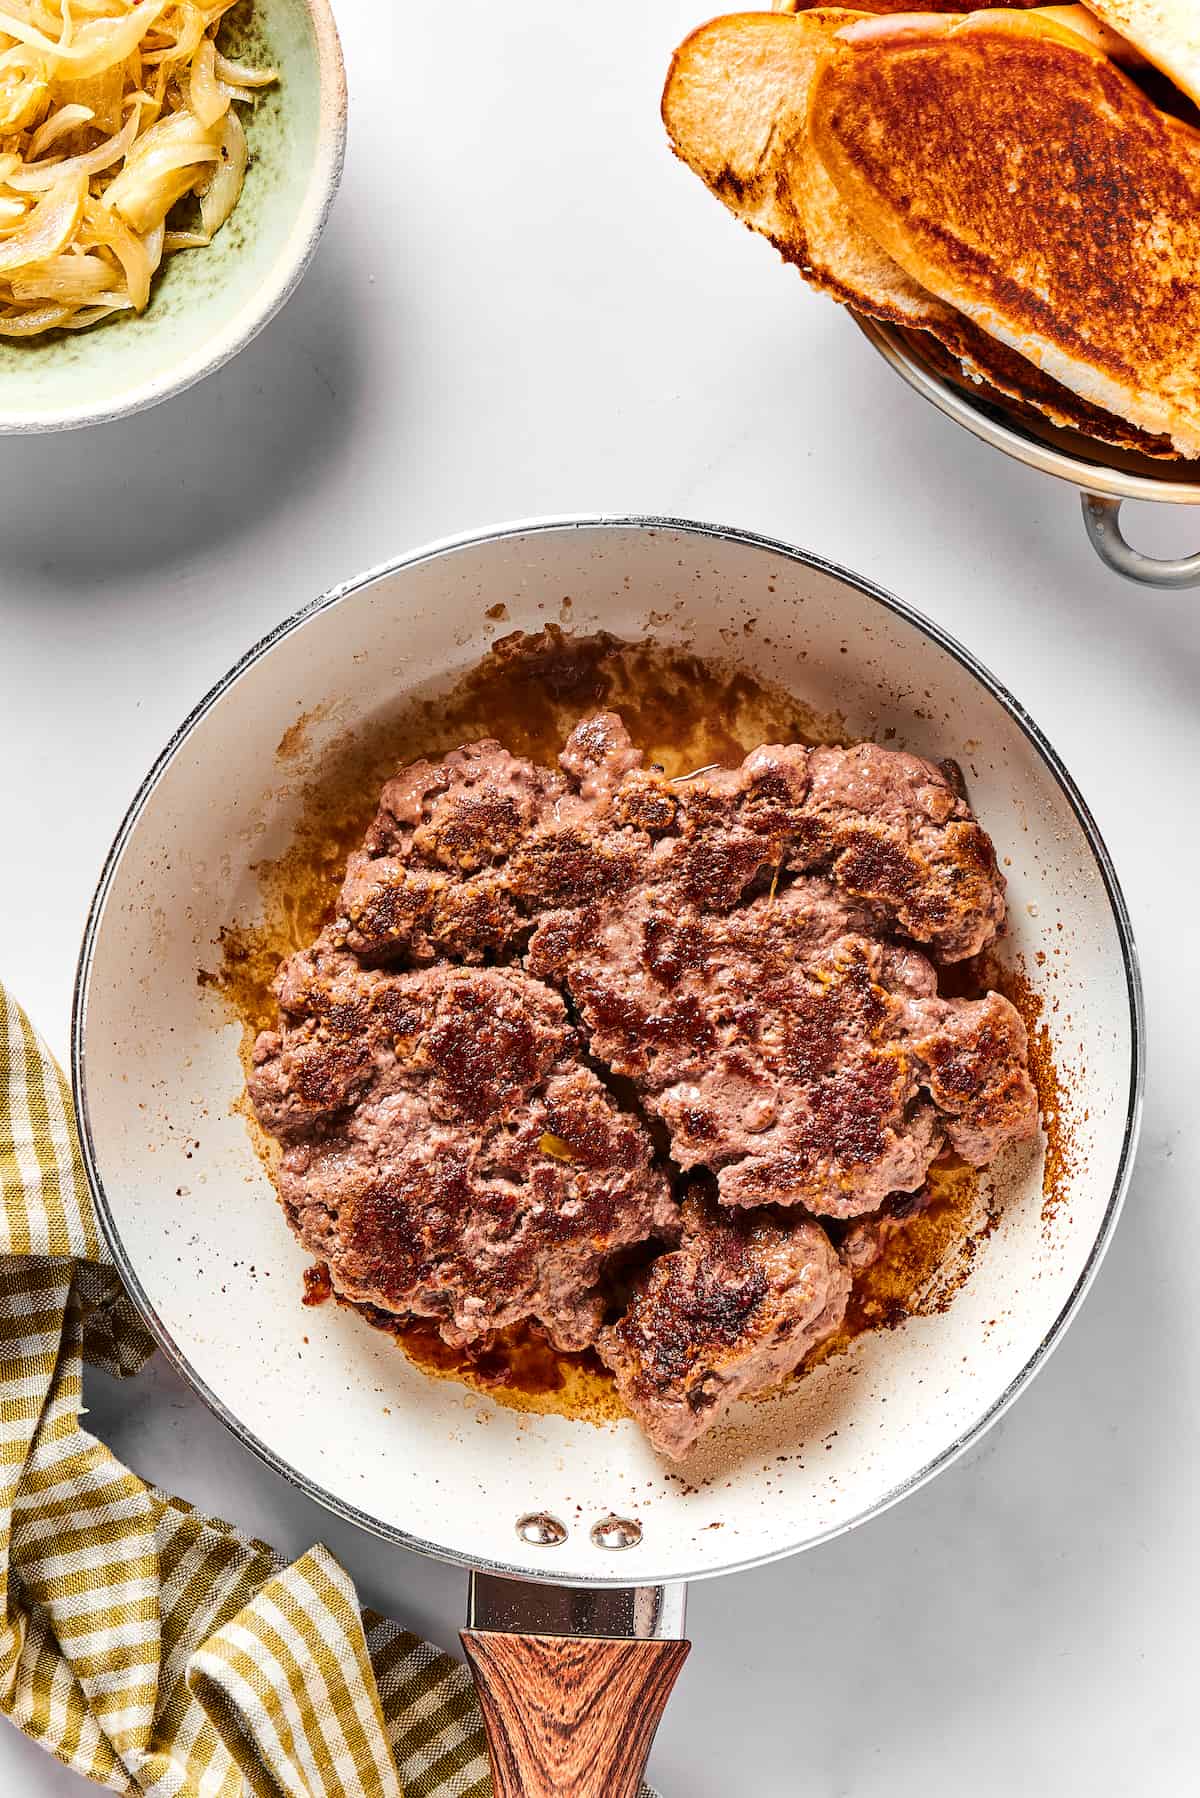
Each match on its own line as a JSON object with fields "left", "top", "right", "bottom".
{"left": 664, "top": 1, "right": 1200, "bottom": 586}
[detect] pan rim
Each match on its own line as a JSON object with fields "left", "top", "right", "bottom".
{"left": 854, "top": 313, "right": 1200, "bottom": 502}
{"left": 72, "top": 512, "right": 1145, "bottom": 1589}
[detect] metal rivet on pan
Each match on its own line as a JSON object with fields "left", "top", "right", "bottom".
{"left": 515, "top": 1512, "right": 568, "bottom": 1547}
{"left": 590, "top": 1515, "right": 642, "bottom": 1550}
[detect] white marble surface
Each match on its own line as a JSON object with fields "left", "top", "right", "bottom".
{"left": 1, "top": 2, "right": 1196, "bottom": 1791}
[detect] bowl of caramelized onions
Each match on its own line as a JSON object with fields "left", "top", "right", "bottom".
{"left": 0, "top": 0, "right": 345, "bottom": 430}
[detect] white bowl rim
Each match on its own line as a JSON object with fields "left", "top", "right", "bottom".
{"left": 71, "top": 513, "right": 1147, "bottom": 1585}
{"left": 0, "top": 0, "right": 347, "bottom": 435}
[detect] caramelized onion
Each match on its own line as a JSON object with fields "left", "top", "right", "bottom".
{"left": 198, "top": 103, "right": 242, "bottom": 236}
{"left": 0, "top": 1, "right": 275, "bottom": 333}
{"left": 187, "top": 36, "right": 227, "bottom": 129}
{"left": 27, "top": 101, "right": 93, "bottom": 159}
{"left": 10, "top": 249, "right": 119, "bottom": 303}
{"left": 0, "top": 45, "right": 47, "bottom": 133}
{"left": 212, "top": 49, "right": 276, "bottom": 88}
{"left": 0, "top": 2, "right": 169, "bottom": 80}
{"left": 103, "top": 108, "right": 219, "bottom": 231}
{"left": 0, "top": 169, "right": 84, "bottom": 272}
{"left": 8, "top": 101, "right": 138, "bottom": 190}
{"left": 82, "top": 196, "right": 153, "bottom": 308}
{"left": 0, "top": 298, "right": 69, "bottom": 330}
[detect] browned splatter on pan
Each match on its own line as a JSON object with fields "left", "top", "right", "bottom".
{"left": 436, "top": 625, "right": 846, "bottom": 774}
{"left": 980, "top": 953, "right": 1072, "bottom": 1227}
{"left": 275, "top": 702, "right": 333, "bottom": 765}
{"left": 203, "top": 629, "right": 1056, "bottom": 1424}
{"left": 1012, "top": 975, "right": 1074, "bottom": 1228}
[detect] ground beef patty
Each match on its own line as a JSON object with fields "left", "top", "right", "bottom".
{"left": 250, "top": 958, "right": 676, "bottom": 1350}
{"left": 597, "top": 1191, "right": 852, "bottom": 1460}
{"left": 336, "top": 713, "right": 1005, "bottom": 965}
{"left": 331, "top": 710, "right": 1031, "bottom": 1218}
{"left": 249, "top": 708, "right": 1038, "bottom": 1457}
{"left": 532, "top": 876, "right": 1037, "bottom": 1218}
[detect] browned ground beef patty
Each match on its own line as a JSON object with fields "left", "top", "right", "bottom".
{"left": 598, "top": 1190, "right": 852, "bottom": 1460}
{"left": 250, "top": 711, "right": 1038, "bottom": 1459}
{"left": 250, "top": 960, "right": 677, "bottom": 1352}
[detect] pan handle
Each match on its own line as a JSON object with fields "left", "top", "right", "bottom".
{"left": 462, "top": 1629, "right": 689, "bottom": 1797}
{"left": 1081, "top": 494, "right": 1200, "bottom": 589}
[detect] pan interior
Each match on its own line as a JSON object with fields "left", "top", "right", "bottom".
{"left": 75, "top": 521, "right": 1138, "bottom": 1586}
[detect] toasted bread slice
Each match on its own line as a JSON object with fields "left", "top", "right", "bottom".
{"left": 810, "top": 10, "right": 1200, "bottom": 455}
{"left": 1037, "top": 7, "right": 1145, "bottom": 59}
{"left": 777, "top": 2, "right": 1146, "bottom": 65}
{"left": 662, "top": 9, "right": 943, "bottom": 325}
{"left": 773, "top": 0, "right": 1040, "bottom": 11}
{"left": 664, "top": 9, "right": 1173, "bottom": 450}
{"left": 905, "top": 321, "right": 1178, "bottom": 457}
{"left": 1083, "top": 0, "right": 1200, "bottom": 104}
{"left": 899, "top": 325, "right": 1184, "bottom": 468}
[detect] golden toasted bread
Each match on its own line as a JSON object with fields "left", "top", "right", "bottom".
{"left": 663, "top": 9, "right": 1172, "bottom": 450}
{"left": 773, "top": 0, "right": 1036, "bottom": 9}
{"left": 777, "top": 2, "right": 1146, "bottom": 63}
{"left": 1083, "top": 0, "right": 1200, "bottom": 104}
{"left": 773, "top": 0, "right": 1040, "bottom": 10}
{"left": 662, "top": 9, "right": 943, "bottom": 325}
{"left": 810, "top": 10, "right": 1200, "bottom": 455}
{"left": 904, "top": 322, "right": 1178, "bottom": 457}
{"left": 900, "top": 325, "right": 1185, "bottom": 469}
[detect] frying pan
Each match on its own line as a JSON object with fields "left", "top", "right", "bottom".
{"left": 857, "top": 315, "right": 1200, "bottom": 590}
{"left": 73, "top": 517, "right": 1143, "bottom": 1795}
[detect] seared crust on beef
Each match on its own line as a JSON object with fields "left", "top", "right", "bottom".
{"left": 531, "top": 875, "right": 1035, "bottom": 1218}
{"left": 250, "top": 944, "right": 572, "bottom": 1138}
{"left": 339, "top": 741, "right": 559, "bottom": 962}
{"left": 336, "top": 714, "right": 1006, "bottom": 965}
{"left": 793, "top": 742, "right": 1005, "bottom": 959}
{"left": 597, "top": 1191, "right": 852, "bottom": 1460}
{"left": 250, "top": 708, "right": 1037, "bottom": 1455}
{"left": 909, "top": 990, "right": 1040, "bottom": 1165}
{"left": 251, "top": 960, "right": 676, "bottom": 1350}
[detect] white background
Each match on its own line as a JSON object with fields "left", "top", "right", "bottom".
{"left": 1, "top": 2, "right": 1196, "bottom": 1792}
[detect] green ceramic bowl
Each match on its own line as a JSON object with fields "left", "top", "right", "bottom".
{"left": 0, "top": 0, "right": 346, "bottom": 433}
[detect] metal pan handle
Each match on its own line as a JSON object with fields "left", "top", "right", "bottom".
{"left": 1082, "top": 495, "right": 1200, "bottom": 589}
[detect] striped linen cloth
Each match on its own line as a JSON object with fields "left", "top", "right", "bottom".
{"left": 0, "top": 980, "right": 655, "bottom": 1797}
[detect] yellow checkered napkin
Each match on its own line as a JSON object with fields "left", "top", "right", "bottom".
{"left": 1, "top": 980, "right": 648, "bottom": 1798}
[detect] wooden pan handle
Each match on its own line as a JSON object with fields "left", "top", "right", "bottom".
{"left": 461, "top": 1629, "right": 690, "bottom": 1797}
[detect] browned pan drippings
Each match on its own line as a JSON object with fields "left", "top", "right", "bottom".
{"left": 205, "top": 628, "right": 1058, "bottom": 1424}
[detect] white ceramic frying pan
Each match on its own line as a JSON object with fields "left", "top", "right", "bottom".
{"left": 73, "top": 518, "right": 1143, "bottom": 1794}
